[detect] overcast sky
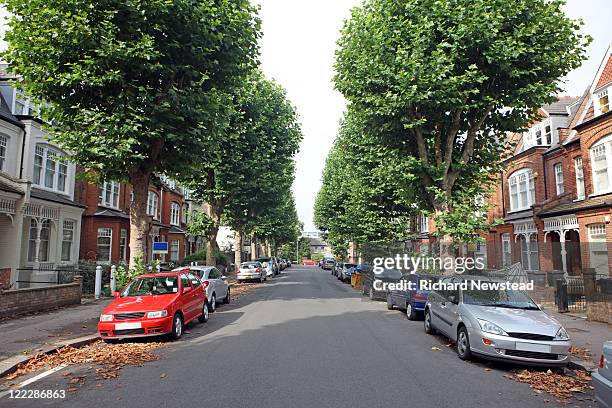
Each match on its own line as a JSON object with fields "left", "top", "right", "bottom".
{"left": 255, "top": 0, "right": 611, "bottom": 232}
{"left": 1, "top": 1, "right": 610, "bottom": 232}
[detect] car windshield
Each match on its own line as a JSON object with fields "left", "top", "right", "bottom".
{"left": 123, "top": 276, "right": 179, "bottom": 296}
{"left": 463, "top": 283, "right": 538, "bottom": 309}
{"left": 256, "top": 258, "right": 271, "bottom": 262}
{"left": 344, "top": 263, "right": 356, "bottom": 269}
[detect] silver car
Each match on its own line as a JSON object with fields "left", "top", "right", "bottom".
{"left": 594, "top": 341, "right": 612, "bottom": 408}
{"left": 237, "top": 261, "right": 266, "bottom": 283}
{"left": 174, "top": 266, "right": 230, "bottom": 312}
{"left": 424, "top": 276, "right": 571, "bottom": 367}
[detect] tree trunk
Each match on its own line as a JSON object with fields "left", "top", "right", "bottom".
{"left": 250, "top": 235, "right": 257, "bottom": 260}
{"left": 234, "top": 228, "right": 242, "bottom": 272}
{"left": 434, "top": 206, "right": 454, "bottom": 275}
{"left": 206, "top": 224, "right": 219, "bottom": 266}
{"left": 128, "top": 170, "right": 152, "bottom": 268}
{"left": 266, "top": 240, "right": 271, "bottom": 257}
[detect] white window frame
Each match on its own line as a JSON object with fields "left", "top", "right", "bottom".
{"left": 147, "top": 191, "right": 159, "bottom": 219}
{"left": 181, "top": 204, "right": 189, "bottom": 224}
{"left": 97, "top": 227, "right": 112, "bottom": 264}
{"left": 523, "top": 120, "right": 553, "bottom": 150}
{"left": 554, "top": 163, "right": 564, "bottom": 195}
{"left": 27, "top": 219, "right": 50, "bottom": 262}
{"left": 61, "top": 219, "right": 75, "bottom": 262}
{"left": 170, "top": 240, "right": 179, "bottom": 261}
{"left": 99, "top": 181, "right": 120, "bottom": 209}
{"left": 170, "top": 202, "right": 180, "bottom": 226}
{"left": 420, "top": 214, "right": 429, "bottom": 233}
{"left": 12, "top": 89, "right": 30, "bottom": 115}
{"left": 501, "top": 233, "right": 511, "bottom": 266}
{"left": 0, "top": 134, "right": 7, "bottom": 172}
{"left": 596, "top": 87, "right": 610, "bottom": 116}
{"left": 32, "top": 144, "right": 69, "bottom": 194}
{"left": 574, "top": 157, "right": 585, "bottom": 200}
{"left": 588, "top": 223, "right": 608, "bottom": 278}
{"left": 508, "top": 168, "right": 535, "bottom": 212}
{"left": 589, "top": 134, "right": 612, "bottom": 196}
{"left": 119, "top": 229, "right": 128, "bottom": 262}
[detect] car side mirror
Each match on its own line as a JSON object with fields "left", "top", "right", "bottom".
{"left": 221, "top": 276, "right": 228, "bottom": 281}
{"left": 183, "top": 286, "right": 193, "bottom": 294}
{"left": 448, "top": 295, "right": 458, "bottom": 304}
{"left": 113, "top": 291, "right": 121, "bottom": 299}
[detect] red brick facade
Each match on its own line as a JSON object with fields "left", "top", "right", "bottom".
{"left": 75, "top": 177, "right": 191, "bottom": 265}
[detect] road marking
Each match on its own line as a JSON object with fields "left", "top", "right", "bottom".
{"left": 0, "top": 364, "right": 66, "bottom": 399}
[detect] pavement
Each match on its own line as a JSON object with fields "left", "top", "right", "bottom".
{"left": 0, "top": 265, "right": 609, "bottom": 407}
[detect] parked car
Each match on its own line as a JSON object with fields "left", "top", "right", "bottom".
{"left": 424, "top": 275, "right": 572, "bottom": 367}
{"left": 237, "top": 261, "right": 266, "bottom": 283}
{"left": 332, "top": 261, "right": 342, "bottom": 277}
{"left": 339, "top": 263, "right": 358, "bottom": 283}
{"left": 98, "top": 271, "right": 208, "bottom": 341}
{"left": 593, "top": 341, "right": 612, "bottom": 408}
{"left": 386, "top": 273, "right": 438, "bottom": 320}
{"left": 286, "top": 259, "right": 292, "bottom": 268}
{"left": 255, "top": 257, "right": 277, "bottom": 277}
{"left": 173, "top": 266, "right": 230, "bottom": 313}
{"left": 322, "top": 258, "right": 335, "bottom": 270}
{"left": 361, "top": 267, "right": 403, "bottom": 300}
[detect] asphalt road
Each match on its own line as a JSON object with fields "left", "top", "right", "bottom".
{"left": 1, "top": 266, "right": 594, "bottom": 408}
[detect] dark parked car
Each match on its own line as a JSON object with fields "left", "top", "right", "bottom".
{"left": 361, "top": 267, "right": 403, "bottom": 300}
{"left": 386, "top": 273, "right": 439, "bottom": 320}
{"left": 332, "top": 261, "right": 342, "bottom": 277}
{"left": 322, "top": 258, "right": 335, "bottom": 270}
{"left": 339, "top": 263, "right": 358, "bottom": 283}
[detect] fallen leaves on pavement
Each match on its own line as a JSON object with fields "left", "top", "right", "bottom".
{"left": 5, "top": 341, "right": 164, "bottom": 381}
{"left": 509, "top": 369, "right": 592, "bottom": 402}
{"left": 569, "top": 346, "right": 592, "bottom": 361}
{"left": 231, "top": 282, "right": 263, "bottom": 300}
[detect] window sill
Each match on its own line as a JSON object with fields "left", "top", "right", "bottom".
{"left": 33, "top": 184, "right": 69, "bottom": 197}
{"left": 98, "top": 204, "right": 120, "bottom": 211}
{"left": 588, "top": 190, "right": 612, "bottom": 199}
{"left": 507, "top": 207, "right": 532, "bottom": 214}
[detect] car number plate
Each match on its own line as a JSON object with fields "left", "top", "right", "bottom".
{"left": 115, "top": 322, "right": 142, "bottom": 330}
{"left": 515, "top": 342, "right": 551, "bottom": 353}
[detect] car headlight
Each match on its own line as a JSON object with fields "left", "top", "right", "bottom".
{"left": 147, "top": 310, "right": 168, "bottom": 319}
{"left": 100, "top": 314, "right": 113, "bottom": 322}
{"left": 554, "top": 326, "right": 570, "bottom": 341}
{"left": 477, "top": 319, "right": 507, "bottom": 336}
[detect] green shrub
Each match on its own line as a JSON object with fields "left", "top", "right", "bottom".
{"left": 311, "top": 253, "right": 324, "bottom": 262}
{"left": 178, "top": 250, "right": 207, "bottom": 266}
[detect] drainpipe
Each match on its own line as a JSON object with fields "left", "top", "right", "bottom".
{"left": 542, "top": 154, "right": 548, "bottom": 201}
{"left": 19, "top": 124, "right": 27, "bottom": 179}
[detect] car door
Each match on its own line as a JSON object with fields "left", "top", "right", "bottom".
{"left": 439, "top": 278, "right": 460, "bottom": 340}
{"left": 208, "top": 268, "right": 224, "bottom": 300}
{"left": 180, "top": 274, "right": 197, "bottom": 321}
{"left": 187, "top": 272, "right": 205, "bottom": 313}
{"left": 216, "top": 267, "right": 229, "bottom": 298}
{"left": 428, "top": 277, "right": 450, "bottom": 335}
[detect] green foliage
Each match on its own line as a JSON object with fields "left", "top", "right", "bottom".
{"left": 114, "top": 257, "right": 152, "bottom": 290}
{"left": 332, "top": 0, "right": 591, "bottom": 239}
{"left": 178, "top": 250, "right": 207, "bottom": 267}
{"left": 278, "top": 236, "right": 311, "bottom": 261}
{"left": 186, "top": 210, "right": 214, "bottom": 238}
{"left": 311, "top": 253, "right": 324, "bottom": 263}
{"left": 215, "top": 250, "right": 229, "bottom": 267}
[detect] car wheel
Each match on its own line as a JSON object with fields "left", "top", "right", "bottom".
{"left": 457, "top": 326, "right": 472, "bottom": 360}
{"left": 424, "top": 308, "right": 436, "bottom": 334}
{"left": 386, "top": 294, "right": 394, "bottom": 310}
{"left": 224, "top": 288, "right": 231, "bottom": 304}
{"left": 171, "top": 313, "right": 184, "bottom": 340}
{"left": 406, "top": 302, "right": 417, "bottom": 320}
{"left": 198, "top": 302, "right": 209, "bottom": 323}
{"left": 369, "top": 287, "right": 375, "bottom": 300}
{"left": 209, "top": 294, "right": 216, "bottom": 313}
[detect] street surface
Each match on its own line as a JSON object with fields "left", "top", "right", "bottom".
{"left": 1, "top": 266, "right": 595, "bottom": 408}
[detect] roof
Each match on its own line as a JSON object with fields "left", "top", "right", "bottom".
{"left": 538, "top": 195, "right": 612, "bottom": 217}
{"left": 168, "top": 225, "right": 185, "bottom": 234}
{"left": 541, "top": 96, "right": 581, "bottom": 115}
{"left": 0, "top": 175, "right": 24, "bottom": 195}
{"left": 30, "top": 188, "right": 85, "bottom": 208}
{"left": 93, "top": 208, "right": 129, "bottom": 219}
{"left": 0, "top": 92, "right": 22, "bottom": 128}
{"left": 309, "top": 237, "right": 328, "bottom": 247}
{"left": 504, "top": 209, "right": 534, "bottom": 222}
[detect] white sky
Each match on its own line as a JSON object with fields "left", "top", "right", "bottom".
{"left": 255, "top": 0, "right": 611, "bottom": 231}
{"left": 1, "top": 1, "right": 610, "bottom": 232}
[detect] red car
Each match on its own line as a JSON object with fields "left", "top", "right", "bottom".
{"left": 303, "top": 260, "right": 317, "bottom": 266}
{"left": 98, "top": 271, "right": 208, "bottom": 341}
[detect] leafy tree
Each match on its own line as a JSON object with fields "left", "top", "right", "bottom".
{"left": 334, "top": 0, "right": 590, "bottom": 247}
{"left": 2, "top": 0, "right": 260, "bottom": 265}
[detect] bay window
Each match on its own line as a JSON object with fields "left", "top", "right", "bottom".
{"left": 27, "top": 219, "right": 50, "bottom": 262}
{"left": 523, "top": 120, "right": 553, "bottom": 150}
{"left": 597, "top": 88, "right": 609, "bottom": 115}
{"left": 420, "top": 214, "right": 429, "bottom": 233}
{"left": 120, "top": 229, "right": 128, "bottom": 261}
{"left": 170, "top": 240, "right": 179, "bottom": 261}
{"left": 61, "top": 220, "right": 75, "bottom": 262}
{"left": 170, "top": 202, "right": 180, "bottom": 226}
{"left": 501, "top": 233, "right": 511, "bottom": 266}
{"left": 575, "top": 157, "right": 585, "bottom": 200}
{"left": 182, "top": 204, "right": 189, "bottom": 224}
{"left": 97, "top": 228, "right": 112, "bottom": 263}
{"left": 99, "top": 181, "right": 120, "bottom": 208}
{"left": 0, "top": 135, "right": 6, "bottom": 171}
{"left": 33, "top": 144, "right": 69, "bottom": 193}
{"left": 554, "top": 163, "right": 564, "bottom": 195}
{"left": 147, "top": 192, "right": 159, "bottom": 219}
{"left": 508, "top": 168, "right": 535, "bottom": 211}
{"left": 590, "top": 134, "right": 612, "bottom": 195}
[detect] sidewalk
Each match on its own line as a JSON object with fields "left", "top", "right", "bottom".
{"left": 0, "top": 298, "right": 111, "bottom": 362}
{"left": 546, "top": 308, "right": 612, "bottom": 370}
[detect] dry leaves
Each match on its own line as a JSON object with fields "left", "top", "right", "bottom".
{"left": 510, "top": 369, "right": 592, "bottom": 402}
{"left": 4, "top": 341, "right": 164, "bottom": 381}
{"left": 569, "top": 346, "right": 592, "bottom": 361}
{"left": 231, "top": 282, "right": 263, "bottom": 300}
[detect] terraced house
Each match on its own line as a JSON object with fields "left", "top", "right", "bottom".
{"left": 0, "top": 72, "right": 84, "bottom": 289}
{"left": 483, "top": 44, "right": 612, "bottom": 279}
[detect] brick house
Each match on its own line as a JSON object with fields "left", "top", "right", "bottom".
{"left": 481, "top": 44, "right": 612, "bottom": 279}
{"left": 76, "top": 175, "right": 195, "bottom": 265}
